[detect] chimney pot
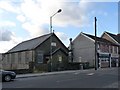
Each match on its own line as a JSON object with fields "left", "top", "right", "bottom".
{"left": 70, "top": 38, "right": 72, "bottom": 42}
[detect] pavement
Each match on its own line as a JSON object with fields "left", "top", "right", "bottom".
{"left": 16, "top": 67, "right": 119, "bottom": 79}
{"left": 16, "top": 69, "right": 95, "bottom": 78}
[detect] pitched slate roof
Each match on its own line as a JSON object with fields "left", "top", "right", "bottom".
{"left": 7, "top": 33, "right": 51, "bottom": 53}
{"left": 105, "top": 32, "right": 120, "bottom": 43}
{"left": 83, "top": 33, "right": 119, "bottom": 46}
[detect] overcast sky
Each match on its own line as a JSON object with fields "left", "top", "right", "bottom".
{"left": 0, "top": 0, "right": 119, "bottom": 53}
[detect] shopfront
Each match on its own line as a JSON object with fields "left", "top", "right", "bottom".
{"left": 98, "top": 53, "right": 111, "bottom": 68}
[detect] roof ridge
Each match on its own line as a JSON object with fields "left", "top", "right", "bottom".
{"left": 83, "top": 32, "right": 99, "bottom": 38}
{"left": 83, "top": 32, "right": 111, "bottom": 40}
{"left": 105, "top": 31, "right": 117, "bottom": 36}
{"left": 105, "top": 31, "right": 120, "bottom": 44}
{"left": 82, "top": 32, "right": 118, "bottom": 45}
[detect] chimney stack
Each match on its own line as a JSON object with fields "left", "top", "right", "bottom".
{"left": 69, "top": 38, "right": 72, "bottom": 50}
{"left": 69, "top": 38, "right": 73, "bottom": 62}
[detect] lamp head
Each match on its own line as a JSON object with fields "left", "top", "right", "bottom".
{"left": 57, "top": 9, "right": 62, "bottom": 13}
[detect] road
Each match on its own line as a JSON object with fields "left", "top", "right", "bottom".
{"left": 2, "top": 68, "right": 119, "bottom": 89}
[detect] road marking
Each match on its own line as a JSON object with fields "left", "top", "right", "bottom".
{"left": 74, "top": 72, "right": 80, "bottom": 75}
{"left": 56, "top": 78, "right": 79, "bottom": 83}
{"left": 87, "top": 73, "right": 94, "bottom": 76}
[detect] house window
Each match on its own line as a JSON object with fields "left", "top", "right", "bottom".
{"left": 37, "top": 51, "right": 43, "bottom": 63}
{"left": 51, "top": 42, "right": 56, "bottom": 47}
{"left": 58, "top": 56, "right": 62, "bottom": 62}
{"left": 114, "top": 46, "right": 117, "bottom": 54}
{"left": 104, "top": 44, "right": 109, "bottom": 52}
{"left": 97, "top": 43, "right": 100, "bottom": 50}
{"left": 100, "top": 44, "right": 104, "bottom": 52}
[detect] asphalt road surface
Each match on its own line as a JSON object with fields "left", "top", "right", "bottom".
{"left": 2, "top": 68, "right": 119, "bottom": 89}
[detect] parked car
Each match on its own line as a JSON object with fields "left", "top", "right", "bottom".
{"left": 0, "top": 70, "right": 16, "bottom": 82}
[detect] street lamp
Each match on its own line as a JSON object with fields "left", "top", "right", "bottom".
{"left": 50, "top": 9, "right": 62, "bottom": 72}
{"left": 50, "top": 9, "right": 62, "bottom": 33}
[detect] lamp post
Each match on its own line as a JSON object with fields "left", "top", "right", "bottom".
{"left": 95, "top": 17, "right": 97, "bottom": 70}
{"left": 50, "top": 9, "right": 62, "bottom": 72}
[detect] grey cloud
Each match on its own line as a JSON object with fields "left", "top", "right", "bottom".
{"left": 0, "top": 30, "right": 13, "bottom": 41}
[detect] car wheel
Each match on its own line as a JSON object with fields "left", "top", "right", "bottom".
{"left": 4, "top": 75, "right": 11, "bottom": 82}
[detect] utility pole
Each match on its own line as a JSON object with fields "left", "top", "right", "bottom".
{"left": 95, "top": 17, "right": 97, "bottom": 70}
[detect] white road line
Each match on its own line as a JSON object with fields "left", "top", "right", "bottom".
{"left": 87, "top": 73, "right": 94, "bottom": 76}
{"left": 74, "top": 72, "right": 80, "bottom": 75}
{"left": 56, "top": 78, "right": 79, "bottom": 83}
